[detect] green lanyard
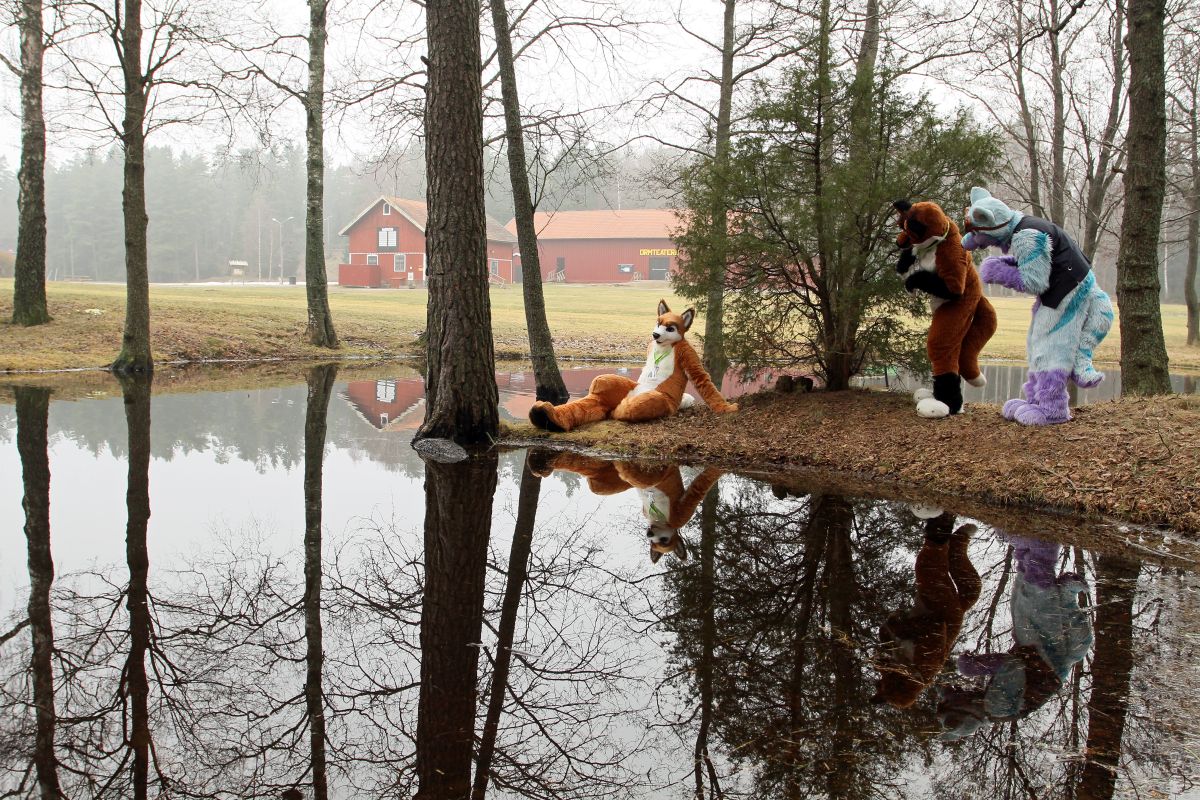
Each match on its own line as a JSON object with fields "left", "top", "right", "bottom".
{"left": 653, "top": 348, "right": 670, "bottom": 367}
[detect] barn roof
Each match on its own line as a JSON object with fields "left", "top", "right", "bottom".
{"left": 338, "top": 196, "right": 517, "bottom": 244}
{"left": 505, "top": 208, "right": 682, "bottom": 240}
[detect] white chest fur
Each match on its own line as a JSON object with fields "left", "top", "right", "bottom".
{"left": 632, "top": 345, "right": 675, "bottom": 396}
{"left": 904, "top": 241, "right": 946, "bottom": 311}
{"left": 641, "top": 487, "right": 671, "bottom": 523}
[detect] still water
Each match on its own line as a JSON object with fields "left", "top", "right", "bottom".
{"left": 2, "top": 365, "right": 1198, "bottom": 799}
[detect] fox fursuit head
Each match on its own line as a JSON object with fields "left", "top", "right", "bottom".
{"left": 527, "top": 449, "right": 723, "bottom": 563}
{"left": 528, "top": 300, "right": 738, "bottom": 433}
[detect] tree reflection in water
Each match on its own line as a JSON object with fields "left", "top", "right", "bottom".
{"left": 4, "top": 387, "right": 1200, "bottom": 800}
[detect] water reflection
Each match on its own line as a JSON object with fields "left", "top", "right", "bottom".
{"left": 14, "top": 386, "right": 61, "bottom": 798}
{"left": 416, "top": 452, "right": 498, "bottom": 799}
{"left": 2, "top": 379, "right": 1199, "bottom": 799}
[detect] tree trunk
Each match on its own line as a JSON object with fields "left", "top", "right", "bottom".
{"left": 487, "top": 0, "right": 568, "bottom": 404}
{"left": 12, "top": 0, "right": 50, "bottom": 326}
{"left": 1082, "top": 0, "right": 1126, "bottom": 262}
{"left": 1014, "top": 0, "right": 1046, "bottom": 219}
{"left": 415, "top": 454, "right": 498, "bottom": 800}
{"left": 118, "top": 373, "right": 153, "bottom": 800}
{"left": 1048, "top": 0, "right": 1067, "bottom": 227}
{"left": 692, "top": 487, "right": 720, "bottom": 800}
{"left": 112, "top": 0, "right": 153, "bottom": 375}
{"left": 1076, "top": 557, "right": 1138, "bottom": 800}
{"left": 700, "top": 0, "right": 738, "bottom": 385}
{"left": 1186, "top": 96, "right": 1199, "bottom": 346}
{"left": 417, "top": 0, "right": 499, "bottom": 445}
{"left": 16, "top": 387, "right": 62, "bottom": 799}
{"left": 304, "top": 0, "right": 338, "bottom": 348}
{"left": 472, "top": 456, "right": 540, "bottom": 800}
{"left": 1115, "top": 0, "right": 1172, "bottom": 395}
{"left": 303, "top": 365, "right": 336, "bottom": 800}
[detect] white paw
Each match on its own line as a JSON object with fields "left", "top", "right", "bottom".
{"left": 678, "top": 393, "right": 697, "bottom": 409}
{"left": 910, "top": 504, "right": 945, "bottom": 519}
{"left": 916, "top": 397, "right": 950, "bottom": 418}
{"left": 913, "top": 387, "right": 934, "bottom": 401}
{"left": 965, "top": 374, "right": 986, "bottom": 387}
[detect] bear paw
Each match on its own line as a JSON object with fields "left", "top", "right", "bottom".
{"left": 965, "top": 374, "right": 987, "bottom": 387}
{"left": 1001, "top": 398, "right": 1028, "bottom": 421}
{"left": 909, "top": 504, "right": 945, "bottom": 519}
{"left": 916, "top": 397, "right": 951, "bottom": 418}
{"left": 1071, "top": 369, "right": 1104, "bottom": 389}
{"left": 913, "top": 387, "right": 934, "bottom": 402}
{"left": 1014, "top": 403, "right": 1070, "bottom": 426}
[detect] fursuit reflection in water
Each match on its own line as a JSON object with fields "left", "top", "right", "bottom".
{"left": 872, "top": 510, "right": 981, "bottom": 709}
{"left": 527, "top": 449, "right": 722, "bottom": 562}
{"left": 5, "top": 372, "right": 1200, "bottom": 800}
{"left": 938, "top": 534, "right": 1093, "bottom": 740}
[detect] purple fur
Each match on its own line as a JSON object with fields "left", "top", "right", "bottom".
{"left": 1014, "top": 369, "right": 1071, "bottom": 426}
{"left": 1003, "top": 372, "right": 1040, "bottom": 420}
{"left": 1009, "top": 536, "right": 1061, "bottom": 590}
{"left": 957, "top": 652, "right": 1008, "bottom": 677}
{"left": 979, "top": 255, "right": 1024, "bottom": 292}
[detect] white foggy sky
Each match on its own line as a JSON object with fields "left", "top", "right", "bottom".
{"left": 0, "top": 0, "right": 741, "bottom": 168}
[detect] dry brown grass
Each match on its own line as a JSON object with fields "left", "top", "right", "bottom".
{"left": 503, "top": 387, "right": 1200, "bottom": 534}
{"left": 2, "top": 278, "right": 1198, "bottom": 373}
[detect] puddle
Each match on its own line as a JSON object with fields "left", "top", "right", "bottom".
{"left": 1, "top": 368, "right": 1198, "bottom": 799}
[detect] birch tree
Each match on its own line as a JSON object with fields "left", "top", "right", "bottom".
{"left": 3, "top": 0, "right": 52, "bottom": 325}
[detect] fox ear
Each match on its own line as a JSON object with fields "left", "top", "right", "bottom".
{"left": 680, "top": 308, "right": 695, "bottom": 331}
{"left": 657, "top": 299, "right": 670, "bottom": 316}
{"left": 673, "top": 536, "right": 690, "bottom": 562}
{"left": 893, "top": 198, "right": 912, "bottom": 215}
{"left": 650, "top": 547, "right": 663, "bottom": 564}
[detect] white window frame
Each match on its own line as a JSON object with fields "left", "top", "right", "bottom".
{"left": 382, "top": 203, "right": 391, "bottom": 216}
{"left": 376, "top": 380, "right": 396, "bottom": 403}
{"left": 490, "top": 259, "right": 500, "bottom": 275}
{"left": 395, "top": 253, "right": 407, "bottom": 273}
{"left": 378, "top": 227, "right": 398, "bottom": 248}
{"left": 366, "top": 254, "right": 379, "bottom": 266}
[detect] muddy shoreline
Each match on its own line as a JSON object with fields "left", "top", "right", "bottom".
{"left": 501, "top": 386, "right": 1200, "bottom": 537}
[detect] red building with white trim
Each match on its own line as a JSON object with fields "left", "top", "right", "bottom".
{"left": 506, "top": 209, "right": 683, "bottom": 283}
{"left": 337, "top": 196, "right": 518, "bottom": 288}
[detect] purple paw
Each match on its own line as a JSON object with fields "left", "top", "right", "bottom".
{"left": 1014, "top": 403, "right": 1070, "bottom": 426}
{"left": 1002, "top": 398, "right": 1028, "bottom": 420}
{"left": 979, "top": 256, "right": 1024, "bottom": 291}
{"left": 1071, "top": 371, "right": 1103, "bottom": 389}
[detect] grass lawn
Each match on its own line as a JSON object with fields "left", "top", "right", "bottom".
{"left": 1, "top": 277, "right": 1198, "bottom": 372}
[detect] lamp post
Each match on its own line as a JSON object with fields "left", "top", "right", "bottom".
{"left": 271, "top": 216, "right": 294, "bottom": 283}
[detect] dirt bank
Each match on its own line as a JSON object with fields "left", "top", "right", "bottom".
{"left": 502, "top": 387, "right": 1200, "bottom": 535}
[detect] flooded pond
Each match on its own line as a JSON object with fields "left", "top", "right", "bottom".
{"left": 2, "top": 365, "right": 1198, "bottom": 799}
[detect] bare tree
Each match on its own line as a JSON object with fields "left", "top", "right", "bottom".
{"left": 486, "top": 0, "right": 568, "bottom": 404}
{"left": 1116, "top": 0, "right": 1172, "bottom": 395}
{"left": 302, "top": 1, "right": 337, "bottom": 348}
{"left": 1167, "top": 25, "right": 1199, "bottom": 345}
{"left": 3, "top": 0, "right": 51, "bottom": 325}
{"left": 417, "top": 0, "right": 498, "bottom": 445}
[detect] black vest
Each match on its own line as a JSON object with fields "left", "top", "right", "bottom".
{"left": 1012, "top": 216, "right": 1091, "bottom": 308}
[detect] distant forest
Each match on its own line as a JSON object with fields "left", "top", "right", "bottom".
{"left": 0, "top": 144, "right": 670, "bottom": 284}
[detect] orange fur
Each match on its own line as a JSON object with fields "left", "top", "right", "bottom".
{"left": 529, "top": 450, "right": 722, "bottom": 561}
{"left": 530, "top": 301, "right": 737, "bottom": 432}
{"left": 874, "top": 518, "right": 981, "bottom": 708}
{"left": 898, "top": 202, "right": 998, "bottom": 380}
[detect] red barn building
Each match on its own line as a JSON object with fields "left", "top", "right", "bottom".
{"left": 337, "top": 196, "right": 518, "bottom": 288}
{"left": 507, "top": 209, "right": 683, "bottom": 283}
